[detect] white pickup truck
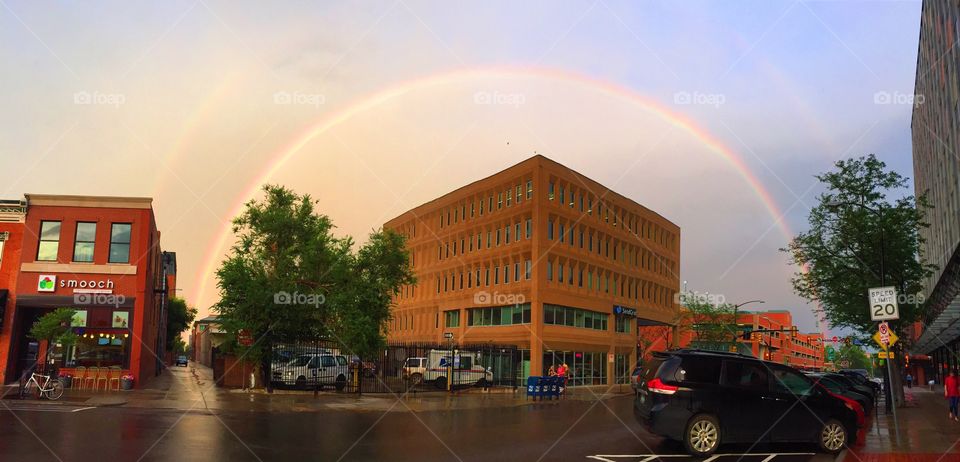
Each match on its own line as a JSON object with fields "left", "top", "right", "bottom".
{"left": 402, "top": 349, "right": 493, "bottom": 389}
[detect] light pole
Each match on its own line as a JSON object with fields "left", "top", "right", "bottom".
{"left": 826, "top": 198, "right": 900, "bottom": 444}
{"left": 731, "top": 300, "right": 765, "bottom": 349}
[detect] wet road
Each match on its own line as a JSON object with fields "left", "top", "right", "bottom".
{"left": 0, "top": 395, "right": 839, "bottom": 462}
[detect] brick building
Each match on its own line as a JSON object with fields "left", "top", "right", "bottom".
{"left": 384, "top": 155, "right": 681, "bottom": 385}
{"left": 0, "top": 194, "right": 173, "bottom": 387}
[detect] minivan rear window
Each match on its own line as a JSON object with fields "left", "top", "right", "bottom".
{"left": 677, "top": 356, "right": 721, "bottom": 384}
{"left": 644, "top": 355, "right": 681, "bottom": 383}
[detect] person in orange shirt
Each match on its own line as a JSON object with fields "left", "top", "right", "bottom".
{"left": 945, "top": 370, "right": 959, "bottom": 421}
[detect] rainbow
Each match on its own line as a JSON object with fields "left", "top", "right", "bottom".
{"left": 190, "top": 65, "right": 796, "bottom": 312}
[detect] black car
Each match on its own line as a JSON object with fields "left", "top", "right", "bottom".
{"left": 806, "top": 373, "right": 873, "bottom": 414}
{"left": 826, "top": 373, "right": 876, "bottom": 400}
{"left": 175, "top": 355, "right": 188, "bottom": 367}
{"left": 839, "top": 370, "right": 881, "bottom": 394}
{"left": 634, "top": 350, "right": 858, "bottom": 456}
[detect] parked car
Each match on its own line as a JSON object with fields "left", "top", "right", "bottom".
{"left": 630, "top": 365, "right": 643, "bottom": 393}
{"left": 827, "top": 373, "right": 877, "bottom": 401}
{"left": 271, "top": 353, "right": 349, "bottom": 391}
{"left": 839, "top": 369, "right": 882, "bottom": 395}
{"left": 402, "top": 350, "right": 492, "bottom": 389}
{"left": 634, "top": 349, "right": 858, "bottom": 456}
{"left": 806, "top": 373, "right": 873, "bottom": 414}
{"left": 175, "top": 355, "right": 188, "bottom": 367}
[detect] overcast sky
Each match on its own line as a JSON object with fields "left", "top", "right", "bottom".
{"left": 0, "top": 1, "right": 923, "bottom": 335}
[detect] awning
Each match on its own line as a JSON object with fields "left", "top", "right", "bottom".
{"left": 913, "top": 297, "right": 960, "bottom": 354}
{"left": 15, "top": 294, "right": 135, "bottom": 308}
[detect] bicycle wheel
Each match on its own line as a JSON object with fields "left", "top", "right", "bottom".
{"left": 44, "top": 380, "right": 64, "bottom": 400}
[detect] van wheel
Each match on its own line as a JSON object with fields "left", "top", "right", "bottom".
{"left": 435, "top": 376, "right": 447, "bottom": 390}
{"left": 409, "top": 373, "right": 423, "bottom": 386}
{"left": 684, "top": 414, "right": 721, "bottom": 457}
{"left": 335, "top": 375, "right": 347, "bottom": 392}
{"left": 818, "top": 419, "right": 847, "bottom": 454}
{"left": 295, "top": 376, "right": 306, "bottom": 389}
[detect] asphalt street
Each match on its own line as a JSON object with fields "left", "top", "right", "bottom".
{"left": 0, "top": 393, "right": 838, "bottom": 462}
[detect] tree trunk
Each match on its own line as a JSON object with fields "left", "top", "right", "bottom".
{"left": 262, "top": 341, "right": 273, "bottom": 393}
{"left": 892, "top": 353, "right": 906, "bottom": 406}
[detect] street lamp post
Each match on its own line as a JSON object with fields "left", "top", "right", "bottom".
{"left": 826, "top": 199, "right": 900, "bottom": 444}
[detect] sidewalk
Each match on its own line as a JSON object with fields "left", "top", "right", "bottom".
{"left": 4, "top": 363, "right": 631, "bottom": 414}
{"left": 846, "top": 385, "right": 960, "bottom": 461}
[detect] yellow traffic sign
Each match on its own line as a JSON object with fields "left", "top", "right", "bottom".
{"left": 878, "top": 351, "right": 896, "bottom": 359}
{"left": 873, "top": 330, "right": 899, "bottom": 350}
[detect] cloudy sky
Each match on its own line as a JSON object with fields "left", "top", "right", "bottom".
{"left": 0, "top": 1, "right": 922, "bottom": 335}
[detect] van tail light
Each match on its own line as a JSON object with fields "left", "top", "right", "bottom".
{"left": 647, "top": 378, "right": 678, "bottom": 395}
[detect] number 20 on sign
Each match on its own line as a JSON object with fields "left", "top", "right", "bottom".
{"left": 868, "top": 286, "right": 899, "bottom": 321}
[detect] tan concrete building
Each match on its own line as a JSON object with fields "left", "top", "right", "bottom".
{"left": 385, "top": 155, "right": 680, "bottom": 385}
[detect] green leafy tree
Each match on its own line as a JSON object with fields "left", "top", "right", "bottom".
{"left": 166, "top": 297, "right": 197, "bottom": 352}
{"left": 679, "top": 292, "right": 735, "bottom": 349}
{"left": 835, "top": 342, "right": 872, "bottom": 371}
{"left": 214, "top": 185, "right": 414, "bottom": 391}
{"left": 783, "top": 154, "right": 935, "bottom": 402}
{"left": 29, "top": 308, "right": 78, "bottom": 368}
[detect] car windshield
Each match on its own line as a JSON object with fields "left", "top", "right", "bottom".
{"left": 288, "top": 355, "right": 312, "bottom": 367}
{"left": 405, "top": 358, "right": 421, "bottom": 367}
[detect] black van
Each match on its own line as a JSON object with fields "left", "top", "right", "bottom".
{"left": 634, "top": 349, "right": 858, "bottom": 456}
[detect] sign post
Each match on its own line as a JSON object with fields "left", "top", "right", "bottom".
{"left": 868, "top": 286, "right": 900, "bottom": 445}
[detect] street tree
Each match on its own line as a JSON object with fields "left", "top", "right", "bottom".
{"left": 166, "top": 297, "right": 197, "bottom": 352}
{"left": 783, "top": 154, "right": 935, "bottom": 403}
{"left": 29, "top": 308, "right": 78, "bottom": 370}
{"left": 215, "top": 185, "right": 414, "bottom": 391}
{"left": 678, "top": 292, "right": 735, "bottom": 349}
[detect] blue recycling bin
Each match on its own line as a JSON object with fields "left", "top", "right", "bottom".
{"left": 526, "top": 376, "right": 540, "bottom": 399}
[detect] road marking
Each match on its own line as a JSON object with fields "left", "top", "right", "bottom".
{"left": 2, "top": 405, "right": 95, "bottom": 413}
{"left": 587, "top": 453, "right": 816, "bottom": 462}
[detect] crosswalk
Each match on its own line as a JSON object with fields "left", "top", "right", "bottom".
{"left": 587, "top": 453, "right": 818, "bottom": 462}
{"left": 0, "top": 403, "right": 95, "bottom": 413}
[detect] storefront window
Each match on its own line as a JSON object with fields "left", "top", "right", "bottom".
{"left": 543, "top": 350, "right": 608, "bottom": 386}
{"left": 63, "top": 333, "right": 130, "bottom": 368}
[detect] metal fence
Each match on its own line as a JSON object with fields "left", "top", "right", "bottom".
{"left": 266, "top": 340, "right": 520, "bottom": 394}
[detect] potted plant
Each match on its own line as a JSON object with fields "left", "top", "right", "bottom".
{"left": 120, "top": 374, "right": 134, "bottom": 390}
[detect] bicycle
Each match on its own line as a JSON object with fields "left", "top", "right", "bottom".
{"left": 20, "top": 371, "right": 64, "bottom": 400}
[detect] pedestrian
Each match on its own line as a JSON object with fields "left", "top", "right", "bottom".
{"left": 547, "top": 365, "right": 557, "bottom": 377}
{"left": 556, "top": 363, "right": 566, "bottom": 378}
{"left": 906, "top": 373, "right": 913, "bottom": 388}
{"left": 945, "top": 370, "right": 959, "bottom": 421}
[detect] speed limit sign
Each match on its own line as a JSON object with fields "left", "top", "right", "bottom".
{"left": 868, "top": 286, "right": 899, "bottom": 321}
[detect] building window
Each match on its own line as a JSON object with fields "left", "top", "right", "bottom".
{"left": 444, "top": 310, "right": 460, "bottom": 328}
{"left": 505, "top": 226, "right": 511, "bottom": 244}
{"left": 616, "top": 316, "right": 631, "bottom": 333}
{"left": 525, "top": 219, "right": 532, "bottom": 239}
{"left": 37, "top": 221, "right": 61, "bottom": 261}
{"left": 108, "top": 223, "right": 132, "bottom": 263}
{"left": 467, "top": 303, "right": 531, "bottom": 326}
{"left": 514, "top": 262, "right": 520, "bottom": 282}
{"left": 506, "top": 190, "right": 511, "bottom": 207}
{"left": 548, "top": 182, "right": 555, "bottom": 200}
{"left": 547, "top": 220, "right": 554, "bottom": 240}
{"left": 498, "top": 192, "right": 503, "bottom": 209}
{"left": 515, "top": 222, "right": 521, "bottom": 241}
{"left": 559, "top": 186, "right": 565, "bottom": 205}
{"left": 516, "top": 185, "right": 522, "bottom": 203}
{"left": 479, "top": 200, "right": 484, "bottom": 216}
{"left": 63, "top": 333, "right": 130, "bottom": 369}
{"left": 525, "top": 260, "right": 532, "bottom": 280}
{"left": 73, "top": 222, "right": 97, "bottom": 262}
{"left": 547, "top": 260, "right": 553, "bottom": 281}
{"left": 527, "top": 180, "right": 533, "bottom": 199}
{"left": 544, "top": 304, "right": 608, "bottom": 331}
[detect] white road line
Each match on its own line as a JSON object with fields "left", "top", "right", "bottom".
{"left": 70, "top": 406, "right": 95, "bottom": 412}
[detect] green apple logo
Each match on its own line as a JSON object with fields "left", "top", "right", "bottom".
{"left": 38, "top": 276, "right": 54, "bottom": 291}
